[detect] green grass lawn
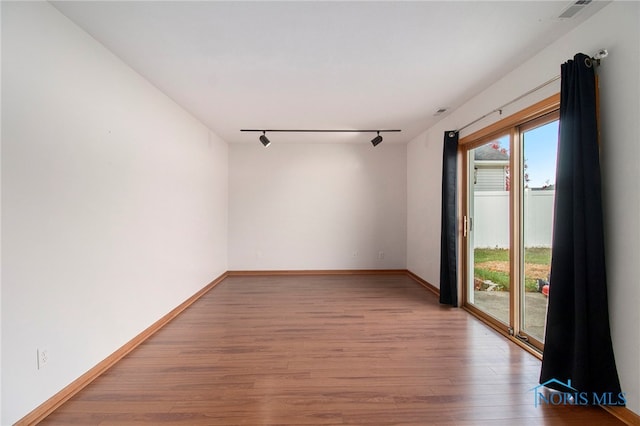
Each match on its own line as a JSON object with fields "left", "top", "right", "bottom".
{"left": 474, "top": 247, "right": 551, "bottom": 292}
{"left": 524, "top": 247, "right": 552, "bottom": 265}
{"left": 474, "top": 248, "right": 509, "bottom": 263}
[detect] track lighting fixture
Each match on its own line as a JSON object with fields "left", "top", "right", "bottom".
{"left": 259, "top": 131, "right": 271, "bottom": 147}
{"left": 241, "top": 129, "right": 401, "bottom": 147}
{"left": 371, "top": 131, "right": 383, "bottom": 147}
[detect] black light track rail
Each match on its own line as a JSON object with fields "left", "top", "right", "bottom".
{"left": 241, "top": 129, "right": 401, "bottom": 133}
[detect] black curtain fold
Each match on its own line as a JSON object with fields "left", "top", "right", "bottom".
{"left": 439, "top": 131, "right": 458, "bottom": 307}
{"left": 540, "top": 53, "right": 622, "bottom": 400}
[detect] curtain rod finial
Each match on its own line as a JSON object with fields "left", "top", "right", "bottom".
{"left": 593, "top": 49, "right": 608, "bottom": 60}
{"left": 592, "top": 49, "right": 608, "bottom": 66}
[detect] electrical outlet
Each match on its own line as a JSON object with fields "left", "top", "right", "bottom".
{"left": 37, "top": 348, "right": 49, "bottom": 370}
{"left": 378, "top": 251, "right": 385, "bottom": 260}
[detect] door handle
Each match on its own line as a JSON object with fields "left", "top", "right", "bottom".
{"left": 463, "top": 216, "right": 468, "bottom": 238}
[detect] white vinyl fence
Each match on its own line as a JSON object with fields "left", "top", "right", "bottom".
{"left": 473, "top": 190, "right": 555, "bottom": 249}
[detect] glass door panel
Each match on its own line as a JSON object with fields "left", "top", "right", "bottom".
{"left": 521, "top": 119, "right": 559, "bottom": 343}
{"left": 466, "top": 134, "right": 511, "bottom": 325}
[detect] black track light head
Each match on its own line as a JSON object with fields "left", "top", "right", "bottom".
{"left": 371, "top": 131, "right": 383, "bottom": 147}
{"left": 259, "top": 131, "right": 271, "bottom": 147}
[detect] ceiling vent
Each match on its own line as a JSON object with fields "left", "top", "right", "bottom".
{"left": 558, "top": 0, "right": 592, "bottom": 19}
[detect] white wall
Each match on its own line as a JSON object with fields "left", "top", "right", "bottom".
{"left": 1, "top": 2, "right": 228, "bottom": 424}
{"left": 229, "top": 143, "right": 406, "bottom": 270}
{"left": 407, "top": 1, "right": 640, "bottom": 415}
{"left": 406, "top": 128, "right": 443, "bottom": 283}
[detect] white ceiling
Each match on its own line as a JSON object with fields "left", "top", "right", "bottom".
{"left": 52, "top": 1, "right": 609, "bottom": 145}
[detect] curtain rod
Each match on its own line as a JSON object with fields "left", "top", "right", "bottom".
{"left": 454, "top": 49, "right": 608, "bottom": 134}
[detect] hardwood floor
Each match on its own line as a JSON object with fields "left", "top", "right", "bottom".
{"left": 40, "top": 274, "right": 623, "bottom": 425}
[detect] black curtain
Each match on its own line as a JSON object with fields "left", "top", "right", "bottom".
{"left": 439, "top": 131, "right": 458, "bottom": 306}
{"left": 540, "top": 53, "right": 622, "bottom": 399}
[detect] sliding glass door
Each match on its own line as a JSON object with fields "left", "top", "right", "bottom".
{"left": 463, "top": 111, "right": 559, "bottom": 350}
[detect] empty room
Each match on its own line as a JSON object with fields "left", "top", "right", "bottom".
{"left": 2, "top": 1, "right": 639, "bottom": 425}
